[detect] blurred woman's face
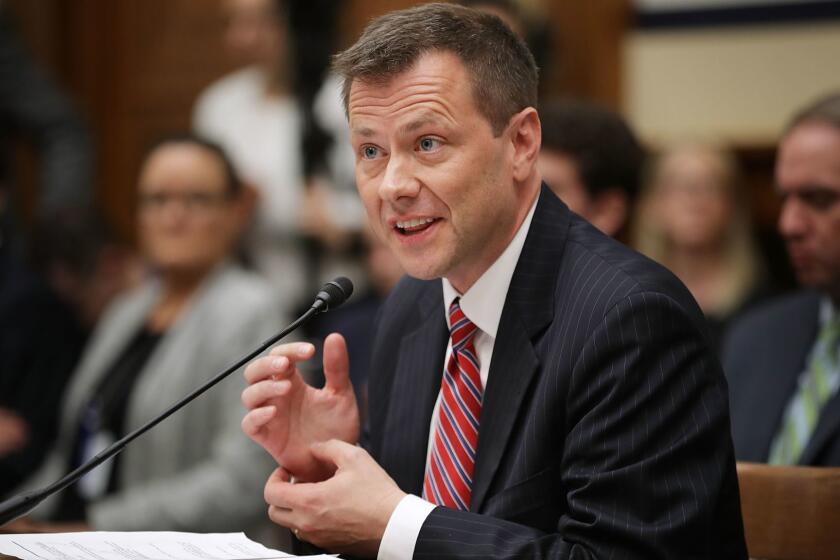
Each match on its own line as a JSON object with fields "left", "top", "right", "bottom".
{"left": 655, "top": 149, "right": 733, "bottom": 252}
{"left": 137, "top": 144, "right": 241, "bottom": 275}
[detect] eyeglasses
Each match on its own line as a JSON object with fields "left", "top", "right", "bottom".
{"left": 138, "top": 191, "right": 231, "bottom": 213}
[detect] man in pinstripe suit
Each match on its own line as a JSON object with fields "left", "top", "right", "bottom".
{"left": 241, "top": 4, "right": 747, "bottom": 558}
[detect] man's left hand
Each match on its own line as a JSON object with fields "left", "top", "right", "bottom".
{"left": 264, "top": 439, "right": 406, "bottom": 558}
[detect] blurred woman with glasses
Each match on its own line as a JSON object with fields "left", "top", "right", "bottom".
{"left": 12, "top": 134, "right": 282, "bottom": 538}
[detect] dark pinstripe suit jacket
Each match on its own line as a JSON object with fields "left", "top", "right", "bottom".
{"left": 724, "top": 291, "right": 840, "bottom": 465}
{"left": 366, "top": 186, "right": 747, "bottom": 559}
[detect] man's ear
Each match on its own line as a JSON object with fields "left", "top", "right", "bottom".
{"left": 509, "top": 107, "right": 541, "bottom": 183}
{"left": 590, "top": 188, "right": 629, "bottom": 238}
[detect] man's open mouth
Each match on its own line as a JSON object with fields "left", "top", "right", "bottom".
{"left": 395, "top": 218, "right": 439, "bottom": 236}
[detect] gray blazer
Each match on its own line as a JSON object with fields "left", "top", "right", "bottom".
{"left": 22, "top": 264, "right": 281, "bottom": 532}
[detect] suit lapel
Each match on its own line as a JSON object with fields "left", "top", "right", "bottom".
{"left": 470, "top": 312, "right": 540, "bottom": 511}
{"left": 753, "top": 296, "right": 820, "bottom": 460}
{"left": 381, "top": 285, "right": 448, "bottom": 496}
{"left": 471, "top": 185, "right": 569, "bottom": 512}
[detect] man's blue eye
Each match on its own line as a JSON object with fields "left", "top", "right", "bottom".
{"left": 419, "top": 138, "right": 439, "bottom": 152}
{"left": 362, "top": 146, "right": 379, "bottom": 159}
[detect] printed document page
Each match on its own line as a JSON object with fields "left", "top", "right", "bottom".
{"left": 0, "top": 531, "right": 336, "bottom": 560}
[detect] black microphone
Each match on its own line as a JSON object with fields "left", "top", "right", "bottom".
{"left": 311, "top": 276, "right": 353, "bottom": 312}
{"left": 0, "top": 277, "right": 354, "bottom": 527}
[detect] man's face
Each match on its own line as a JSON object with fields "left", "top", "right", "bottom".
{"left": 776, "top": 121, "right": 840, "bottom": 299}
{"left": 348, "top": 51, "right": 522, "bottom": 292}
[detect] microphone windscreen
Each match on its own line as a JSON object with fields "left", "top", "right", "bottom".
{"left": 320, "top": 277, "right": 354, "bottom": 308}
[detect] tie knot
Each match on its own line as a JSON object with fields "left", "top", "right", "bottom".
{"left": 449, "top": 298, "right": 477, "bottom": 348}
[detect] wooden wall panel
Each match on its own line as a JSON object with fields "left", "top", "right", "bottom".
{"left": 543, "top": 0, "right": 631, "bottom": 108}
{"left": 7, "top": 0, "right": 237, "bottom": 243}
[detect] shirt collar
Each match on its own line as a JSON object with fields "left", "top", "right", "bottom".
{"left": 442, "top": 197, "right": 538, "bottom": 338}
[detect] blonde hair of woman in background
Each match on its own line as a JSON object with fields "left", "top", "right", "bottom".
{"left": 633, "top": 143, "right": 769, "bottom": 350}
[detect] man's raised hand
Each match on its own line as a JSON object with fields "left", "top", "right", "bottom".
{"left": 241, "top": 333, "right": 360, "bottom": 482}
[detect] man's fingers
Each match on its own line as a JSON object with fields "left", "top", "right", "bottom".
{"left": 244, "top": 355, "right": 294, "bottom": 384}
{"left": 267, "top": 504, "right": 296, "bottom": 530}
{"left": 241, "top": 406, "right": 276, "bottom": 436}
{"left": 264, "top": 470, "right": 312, "bottom": 508}
{"left": 244, "top": 343, "right": 315, "bottom": 384}
{"left": 310, "top": 438, "right": 360, "bottom": 468}
{"left": 241, "top": 380, "right": 291, "bottom": 409}
{"left": 269, "top": 342, "right": 315, "bottom": 359}
{"left": 271, "top": 466, "right": 293, "bottom": 483}
{"left": 323, "top": 333, "right": 352, "bottom": 393}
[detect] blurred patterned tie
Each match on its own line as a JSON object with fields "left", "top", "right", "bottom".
{"left": 423, "top": 298, "right": 482, "bottom": 510}
{"left": 769, "top": 314, "right": 840, "bottom": 465}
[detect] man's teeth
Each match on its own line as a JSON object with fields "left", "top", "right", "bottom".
{"left": 396, "top": 218, "right": 435, "bottom": 229}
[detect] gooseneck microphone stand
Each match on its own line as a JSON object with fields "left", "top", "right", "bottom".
{"left": 0, "top": 277, "right": 353, "bottom": 526}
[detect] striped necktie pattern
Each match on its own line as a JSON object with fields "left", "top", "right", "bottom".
{"left": 423, "top": 298, "right": 482, "bottom": 510}
{"left": 769, "top": 315, "right": 840, "bottom": 465}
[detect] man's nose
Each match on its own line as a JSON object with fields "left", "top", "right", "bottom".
{"left": 379, "top": 154, "right": 420, "bottom": 202}
{"left": 778, "top": 197, "right": 808, "bottom": 240}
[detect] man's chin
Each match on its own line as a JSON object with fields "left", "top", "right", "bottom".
{"left": 397, "top": 260, "right": 447, "bottom": 282}
{"left": 794, "top": 269, "right": 835, "bottom": 293}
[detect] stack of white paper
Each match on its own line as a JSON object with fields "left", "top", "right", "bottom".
{"left": 0, "top": 531, "right": 336, "bottom": 560}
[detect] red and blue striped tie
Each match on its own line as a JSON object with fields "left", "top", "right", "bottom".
{"left": 423, "top": 298, "right": 482, "bottom": 510}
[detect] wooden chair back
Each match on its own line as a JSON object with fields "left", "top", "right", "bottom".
{"left": 737, "top": 462, "right": 840, "bottom": 560}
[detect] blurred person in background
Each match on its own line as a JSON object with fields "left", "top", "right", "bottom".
{"left": 0, "top": 206, "right": 137, "bottom": 497}
{"left": 724, "top": 92, "right": 840, "bottom": 466}
{"left": 12, "top": 134, "right": 279, "bottom": 535}
{"left": 193, "top": 0, "right": 363, "bottom": 316}
{"left": 460, "top": 0, "right": 525, "bottom": 36}
{"left": 0, "top": 6, "right": 93, "bottom": 254}
{"left": 634, "top": 143, "right": 771, "bottom": 351}
{"left": 0, "top": 5, "right": 129, "bottom": 498}
{"left": 459, "top": 0, "right": 552, "bottom": 96}
{"left": 538, "top": 98, "right": 645, "bottom": 239}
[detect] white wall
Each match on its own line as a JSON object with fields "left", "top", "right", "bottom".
{"left": 623, "top": 21, "right": 840, "bottom": 145}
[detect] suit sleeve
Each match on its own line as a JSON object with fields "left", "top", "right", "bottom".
{"left": 414, "top": 291, "right": 745, "bottom": 559}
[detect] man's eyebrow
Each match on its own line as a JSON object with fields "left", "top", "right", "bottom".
{"left": 351, "top": 114, "right": 449, "bottom": 138}
{"left": 351, "top": 126, "right": 376, "bottom": 138}
{"left": 400, "top": 115, "right": 446, "bottom": 136}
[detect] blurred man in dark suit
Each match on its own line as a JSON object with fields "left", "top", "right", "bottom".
{"left": 724, "top": 92, "right": 840, "bottom": 466}
{"left": 240, "top": 4, "right": 746, "bottom": 559}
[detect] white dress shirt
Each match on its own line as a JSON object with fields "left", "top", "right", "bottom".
{"left": 377, "top": 198, "right": 538, "bottom": 560}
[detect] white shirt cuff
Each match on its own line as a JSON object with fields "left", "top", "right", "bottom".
{"left": 377, "top": 494, "right": 436, "bottom": 560}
